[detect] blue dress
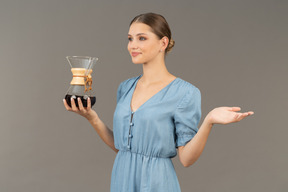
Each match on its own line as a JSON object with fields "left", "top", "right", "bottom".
{"left": 111, "top": 74, "right": 201, "bottom": 192}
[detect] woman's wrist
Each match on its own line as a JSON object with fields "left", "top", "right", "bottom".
{"left": 86, "top": 113, "right": 100, "bottom": 125}
{"left": 204, "top": 113, "right": 214, "bottom": 127}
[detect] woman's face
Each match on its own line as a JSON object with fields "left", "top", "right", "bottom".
{"left": 128, "top": 22, "right": 164, "bottom": 64}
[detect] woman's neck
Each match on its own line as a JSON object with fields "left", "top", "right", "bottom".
{"left": 141, "top": 57, "right": 172, "bottom": 84}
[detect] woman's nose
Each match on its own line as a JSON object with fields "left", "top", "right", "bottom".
{"left": 129, "top": 40, "right": 138, "bottom": 50}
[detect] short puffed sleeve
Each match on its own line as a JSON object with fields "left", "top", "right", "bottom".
{"left": 116, "top": 76, "right": 139, "bottom": 103}
{"left": 116, "top": 81, "right": 124, "bottom": 103}
{"left": 174, "top": 86, "right": 201, "bottom": 147}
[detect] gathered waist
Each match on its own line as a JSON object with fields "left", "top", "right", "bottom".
{"left": 117, "top": 149, "right": 171, "bottom": 159}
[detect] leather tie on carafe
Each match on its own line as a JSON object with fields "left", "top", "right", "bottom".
{"left": 84, "top": 75, "right": 92, "bottom": 92}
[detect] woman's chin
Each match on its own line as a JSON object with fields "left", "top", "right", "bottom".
{"left": 131, "top": 59, "right": 143, "bottom": 64}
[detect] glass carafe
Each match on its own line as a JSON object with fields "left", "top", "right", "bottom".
{"left": 64, "top": 56, "right": 98, "bottom": 108}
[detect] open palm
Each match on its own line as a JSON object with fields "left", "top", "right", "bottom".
{"left": 207, "top": 107, "right": 254, "bottom": 125}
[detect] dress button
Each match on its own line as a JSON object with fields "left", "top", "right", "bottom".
{"left": 130, "top": 122, "right": 134, "bottom": 126}
{"left": 131, "top": 111, "right": 134, "bottom": 114}
{"left": 128, "top": 134, "right": 133, "bottom": 138}
{"left": 127, "top": 145, "right": 131, "bottom": 149}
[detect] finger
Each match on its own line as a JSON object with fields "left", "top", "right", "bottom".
{"left": 221, "top": 106, "right": 233, "bottom": 110}
{"left": 78, "top": 97, "right": 85, "bottom": 112}
{"left": 70, "top": 97, "right": 78, "bottom": 111}
{"left": 237, "top": 112, "right": 252, "bottom": 121}
{"left": 63, "top": 99, "right": 72, "bottom": 111}
{"left": 234, "top": 113, "right": 245, "bottom": 122}
{"left": 241, "top": 113, "right": 249, "bottom": 118}
{"left": 242, "top": 111, "right": 254, "bottom": 116}
{"left": 234, "top": 113, "right": 242, "bottom": 119}
{"left": 239, "top": 114, "right": 246, "bottom": 121}
{"left": 230, "top": 107, "right": 241, "bottom": 111}
{"left": 87, "top": 97, "right": 91, "bottom": 110}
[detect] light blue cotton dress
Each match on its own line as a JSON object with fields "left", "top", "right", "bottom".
{"left": 111, "top": 74, "right": 201, "bottom": 192}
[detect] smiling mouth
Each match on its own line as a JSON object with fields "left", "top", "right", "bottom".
{"left": 131, "top": 52, "right": 141, "bottom": 57}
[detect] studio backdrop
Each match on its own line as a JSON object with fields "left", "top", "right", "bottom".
{"left": 0, "top": 0, "right": 287, "bottom": 191}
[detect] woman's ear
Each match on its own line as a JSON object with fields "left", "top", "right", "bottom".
{"left": 160, "top": 36, "right": 169, "bottom": 52}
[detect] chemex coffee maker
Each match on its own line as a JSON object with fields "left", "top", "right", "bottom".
{"left": 65, "top": 56, "right": 98, "bottom": 108}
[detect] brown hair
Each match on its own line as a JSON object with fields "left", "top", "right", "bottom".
{"left": 130, "top": 13, "right": 175, "bottom": 53}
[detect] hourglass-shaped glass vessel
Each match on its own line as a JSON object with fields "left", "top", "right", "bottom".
{"left": 64, "top": 56, "right": 98, "bottom": 108}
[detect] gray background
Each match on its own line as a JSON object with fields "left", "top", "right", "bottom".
{"left": 0, "top": 0, "right": 287, "bottom": 191}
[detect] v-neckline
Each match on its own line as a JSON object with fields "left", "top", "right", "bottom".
{"left": 130, "top": 74, "right": 178, "bottom": 113}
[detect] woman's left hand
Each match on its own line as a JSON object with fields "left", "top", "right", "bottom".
{"left": 205, "top": 107, "right": 254, "bottom": 125}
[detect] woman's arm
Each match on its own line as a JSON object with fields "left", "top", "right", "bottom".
{"left": 178, "top": 107, "right": 254, "bottom": 167}
{"left": 88, "top": 115, "right": 118, "bottom": 153}
{"left": 63, "top": 97, "right": 118, "bottom": 153}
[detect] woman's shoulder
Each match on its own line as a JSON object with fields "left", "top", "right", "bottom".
{"left": 117, "top": 74, "right": 141, "bottom": 91}
{"left": 173, "top": 78, "right": 201, "bottom": 108}
{"left": 116, "top": 75, "right": 141, "bottom": 102}
{"left": 174, "top": 77, "right": 200, "bottom": 94}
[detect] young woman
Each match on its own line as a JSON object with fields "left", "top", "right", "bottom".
{"left": 63, "top": 13, "right": 254, "bottom": 192}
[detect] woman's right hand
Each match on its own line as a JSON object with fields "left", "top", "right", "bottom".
{"left": 63, "top": 97, "right": 99, "bottom": 122}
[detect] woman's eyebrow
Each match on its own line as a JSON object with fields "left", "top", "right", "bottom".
{"left": 128, "top": 33, "right": 148, "bottom": 36}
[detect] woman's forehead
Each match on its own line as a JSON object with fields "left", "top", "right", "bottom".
{"left": 128, "top": 22, "right": 154, "bottom": 36}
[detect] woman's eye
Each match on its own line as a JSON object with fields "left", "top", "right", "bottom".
{"left": 139, "top": 37, "right": 146, "bottom": 41}
{"left": 128, "top": 37, "right": 133, "bottom": 41}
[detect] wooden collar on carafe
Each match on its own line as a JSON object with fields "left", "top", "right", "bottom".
{"left": 70, "top": 68, "right": 93, "bottom": 93}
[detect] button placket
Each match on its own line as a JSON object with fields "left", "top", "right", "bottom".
{"left": 127, "top": 111, "right": 135, "bottom": 149}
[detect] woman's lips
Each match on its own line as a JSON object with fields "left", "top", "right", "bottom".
{"left": 131, "top": 52, "right": 141, "bottom": 57}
